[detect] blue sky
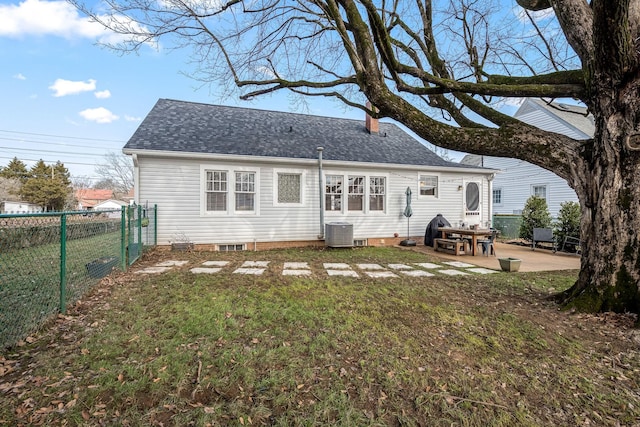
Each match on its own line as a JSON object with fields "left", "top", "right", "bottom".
{"left": 0, "top": 0, "right": 372, "bottom": 181}
{"left": 0, "top": 0, "right": 532, "bottom": 182}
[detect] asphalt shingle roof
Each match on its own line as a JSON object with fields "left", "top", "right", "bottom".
{"left": 124, "top": 99, "right": 465, "bottom": 168}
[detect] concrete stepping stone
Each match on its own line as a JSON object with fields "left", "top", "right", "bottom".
{"left": 438, "top": 269, "right": 470, "bottom": 276}
{"left": 284, "top": 262, "right": 309, "bottom": 269}
{"left": 156, "top": 260, "right": 189, "bottom": 267}
{"left": 466, "top": 267, "right": 498, "bottom": 274}
{"left": 234, "top": 268, "right": 266, "bottom": 275}
{"left": 356, "top": 263, "right": 385, "bottom": 270}
{"left": 402, "top": 270, "right": 435, "bottom": 277}
{"left": 202, "top": 261, "right": 229, "bottom": 267}
{"left": 414, "top": 262, "right": 442, "bottom": 269}
{"left": 442, "top": 261, "right": 476, "bottom": 268}
{"left": 326, "top": 269, "right": 359, "bottom": 277}
{"left": 365, "top": 271, "right": 398, "bottom": 278}
{"left": 241, "top": 261, "right": 270, "bottom": 267}
{"left": 323, "top": 263, "right": 351, "bottom": 269}
{"left": 387, "top": 263, "right": 412, "bottom": 270}
{"left": 135, "top": 266, "right": 172, "bottom": 274}
{"left": 190, "top": 267, "right": 222, "bottom": 274}
{"left": 283, "top": 269, "right": 312, "bottom": 276}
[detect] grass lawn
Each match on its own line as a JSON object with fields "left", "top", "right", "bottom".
{"left": 1, "top": 246, "right": 638, "bottom": 426}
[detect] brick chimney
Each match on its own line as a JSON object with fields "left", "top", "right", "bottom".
{"left": 365, "top": 101, "right": 379, "bottom": 134}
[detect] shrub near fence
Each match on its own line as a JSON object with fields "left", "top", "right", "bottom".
{"left": 0, "top": 205, "right": 157, "bottom": 349}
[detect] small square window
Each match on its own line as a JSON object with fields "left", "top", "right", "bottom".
{"left": 277, "top": 173, "right": 301, "bottom": 204}
{"left": 419, "top": 175, "right": 438, "bottom": 196}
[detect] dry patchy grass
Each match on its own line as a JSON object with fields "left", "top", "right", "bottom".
{"left": 1, "top": 247, "right": 639, "bottom": 426}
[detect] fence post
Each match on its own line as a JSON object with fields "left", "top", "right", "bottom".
{"left": 59, "top": 213, "right": 67, "bottom": 314}
{"left": 154, "top": 204, "right": 158, "bottom": 246}
{"left": 127, "top": 205, "right": 132, "bottom": 265}
{"left": 121, "top": 206, "right": 127, "bottom": 271}
{"left": 138, "top": 204, "right": 143, "bottom": 253}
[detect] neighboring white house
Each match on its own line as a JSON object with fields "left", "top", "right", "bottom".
{"left": 93, "top": 199, "right": 128, "bottom": 218}
{"left": 461, "top": 98, "right": 588, "bottom": 218}
{"left": 1, "top": 200, "right": 41, "bottom": 214}
{"left": 123, "top": 99, "right": 497, "bottom": 249}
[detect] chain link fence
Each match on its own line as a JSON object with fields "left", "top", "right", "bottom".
{"left": 0, "top": 205, "right": 157, "bottom": 349}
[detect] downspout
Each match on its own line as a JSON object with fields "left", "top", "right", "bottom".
{"left": 317, "top": 147, "right": 325, "bottom": 239}
{"left": 488, "top": 173, "right": 495, "bottom": 227}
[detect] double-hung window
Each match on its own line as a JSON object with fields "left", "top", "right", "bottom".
{"left": 205, "top": 171, "right": 228, "bottom": 212}
{"left": 532, "top": 185, "right": 547, "bottom": 200}
{"left": 235, "top": 172, "right": 256, "bottom": 211}
{"left": 348, "top": 176, "right": 365, "bottom": 211}
{"left": 493, "top": 188, "right": 503, "bottom": 205}
{"left": 369, "top": 177, "right": 385, "bottom": 211}
{"left": 325, "top": 175, "right": 343, "bottom": 211}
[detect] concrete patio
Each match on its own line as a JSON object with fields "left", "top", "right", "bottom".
{"left": 404, "top": 241, "right": 581, "bottom": 272}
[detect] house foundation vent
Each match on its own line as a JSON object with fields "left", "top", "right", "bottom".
{"left": 353, "top": 239, "right": 368, "bottom": 247}
{"left": 218, "top": 244, "right": 246, "bottom": 252}
{"left": 325, "top": 222, "right": 354, "bottom": 247}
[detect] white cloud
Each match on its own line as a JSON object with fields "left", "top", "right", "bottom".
{"left": 0, "top": 0, "right": 106, "bottom": 39}
{"left": 0, "top": 0, "right": 156, "bottom": 48}
{"left": 49, "top": 78, "right": 96, "bottom": 97}
{"left": 13, "top": 73, "right": 26, "bottom": 80}
{"left": 94, "top": 90, "right": 111, "bottom": 99}
{"left": 124, "top": 115, "right": 142, "bottom": 122}
{"left": 79, "top": 107, "right": 119, "bottom": 123}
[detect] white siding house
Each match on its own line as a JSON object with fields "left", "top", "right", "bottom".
{"left": 124, "top": 99, "right": 496, "bottom": 249}
{"left": 462, "top": 98, "right": 589, "bottom": 218}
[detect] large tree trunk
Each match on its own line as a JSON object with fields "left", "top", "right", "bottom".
{"left": 557, "top": 76, "right": 640, "bottom": 313}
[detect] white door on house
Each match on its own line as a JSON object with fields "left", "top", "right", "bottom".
{"left": 464, "top": 181, "right": 482, "bottom": 223}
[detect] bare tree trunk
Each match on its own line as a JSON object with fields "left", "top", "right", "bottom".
{"left": 558, "top": 82, "right": 640, "bottom": 313}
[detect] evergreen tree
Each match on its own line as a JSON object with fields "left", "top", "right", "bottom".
{"left": 519, "top": 196, "right": 552, "bottom": 241}
{"left": 0, "top": 157, "right": 29, "bottom": 183}
{"left": 21, "top": 160, "right": 72, "bottom": 211}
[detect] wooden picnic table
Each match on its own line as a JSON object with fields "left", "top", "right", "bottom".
{"left": 437, "top": 227, "right": 495, "bottom": 256}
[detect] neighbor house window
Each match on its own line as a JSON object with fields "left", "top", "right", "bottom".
{"left": 369, "top": 177, "right": 385, "bottom": 211}
{"left": 419, "top": 175, "right": 438, "bottom": 196}
{"left": 348, "top": 176, "right": 365, "bottom": 211}
{"left": 325, "top": 175, "right": 343, "bottom": 211}
{"left": 206, "top": 171, "right": 228, "bottom": 211}
{"left": 277, "top": 173, "right": 301, "bottom": 204}
{"left": 532, "top": 185, "right": 547, "bottom": 200}
{"left": 235, "top": 171, "right": 255, "bottom": 211}
{"left": 493, "top": 188, "right": 502, "bottom": 205}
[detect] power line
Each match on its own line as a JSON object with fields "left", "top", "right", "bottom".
{"left": 0, "top": 146, "right": 107, "bottom": 157}
{"left": 0, "top": 136, "right": 119, "bottom": 150}
{"left": 0, "top": 129, "right": 126, "bottom": 143}
{"left": 0, "top": 155, "right": 98, "bottom": 167}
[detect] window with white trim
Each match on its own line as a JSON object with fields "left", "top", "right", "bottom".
{"left": 532, "top": 185, "right": 547, "bottom": 200}
{"left": 493, "top": 188, "right": 502, "bottom": 205}
{"left": 419, "top": 175, "right": 438, "bottom": 196}
{"left": 348, "top": 176, "right": 364, "bottom": 211}
{"left": 369, "top": 176, "right": 385, "bottom": 211}
{"left": 325, "top": 175, "right": 343, "bottom": 211}
{"left": 205, "top": 171, "right": 228, "bottom": 212}
{"left": 277, "top": 173, "right": 301, "bottom": 204}
{"left": 235, "top": 172, "right": 255, "bottom": 211}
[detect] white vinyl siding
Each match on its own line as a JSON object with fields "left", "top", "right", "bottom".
{"left": 136, "top": 157, "right": 491, "bottom": 245}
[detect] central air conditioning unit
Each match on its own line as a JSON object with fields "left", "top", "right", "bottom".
{"left": 325, "top": 222, "right": 354, "bottom": 247}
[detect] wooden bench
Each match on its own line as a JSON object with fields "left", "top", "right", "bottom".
{"left": 434, "top": 238, "right": 466, "bottom": 255}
